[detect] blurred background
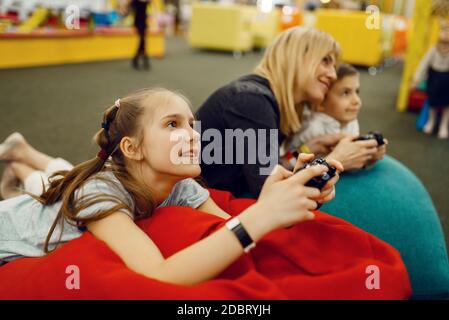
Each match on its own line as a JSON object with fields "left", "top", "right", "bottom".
{"left": 0, "top": 0, "right": 448, "bottom": 246}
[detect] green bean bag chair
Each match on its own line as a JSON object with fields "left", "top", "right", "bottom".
{"left": 322, "top": 155, "right": 449, "bottom": 299}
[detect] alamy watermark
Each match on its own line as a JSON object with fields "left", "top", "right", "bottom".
{"left": 365, "top": 5, "right": 381, "bottom": 30}
{"left": 365, "top": 265, "right": 381, "bottom": 290}
{"left": 65, "top": 5, "right": 80, "bottom": 30}
{"left": 169, "top": 121, "right": 279, "bottom": 176}
{"left": 65, "top": 264, "right": 80, "bottom": 290}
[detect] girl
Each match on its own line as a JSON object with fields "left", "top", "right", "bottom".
{"left": 412, "top": 20, "right": 449, "bottom": 139}
{"left": 282, "top": 64, "right": 387, "bottom": 170}
{"left": 0, "top": 88, "right": 340, "bottom": 285}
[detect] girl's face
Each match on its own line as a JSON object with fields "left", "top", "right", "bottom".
{"left": 320, "top": 74, "right": 361, "bottom": 124}
{"left": 139, "top": 94, "right": 201, "bottom": 180}
{"left": 301, "top": 54, "right": 337, "bottom": 104}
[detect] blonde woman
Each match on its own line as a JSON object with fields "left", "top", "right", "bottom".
{"left": 196, "top": 27, "right": 383, "bottom": 198}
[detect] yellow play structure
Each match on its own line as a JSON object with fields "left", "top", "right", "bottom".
{"left": 188, "top": 2, "right": 281, "bottom": 54}
{"left": 396, "top": 0, "right": 443, "bottom": 111}
{"left": 0, "top": 0, "right": 166, "bottom": 69}
{"left": 315, "top": 9, "right": 383, "bottom": 66}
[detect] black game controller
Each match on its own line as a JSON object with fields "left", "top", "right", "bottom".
{"left": 297, "top": 158, "right": 337, "bottom": 190}
{"left": 355, "top": 131, "right": 385, "bottom": 146}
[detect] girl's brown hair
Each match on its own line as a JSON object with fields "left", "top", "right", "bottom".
{"left": 36, "top": 88, "right": 189, "bottom": 253}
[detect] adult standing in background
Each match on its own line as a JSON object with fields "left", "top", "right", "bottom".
{"left": 119, "top": 0, "right": 151, "bottom": 70}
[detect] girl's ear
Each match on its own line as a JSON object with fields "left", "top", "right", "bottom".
{"left": 120, "top": 136, "right": 143, "bottom": 161}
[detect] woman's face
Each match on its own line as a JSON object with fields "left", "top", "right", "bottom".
{"left": 139, "top": 95, "right": 201, "bottom": 180}
{"left": 301, "top": 54, "right": 337, "bottom": 105}
{"left": 320, "top": 74, "right": 362, "bottom": 124}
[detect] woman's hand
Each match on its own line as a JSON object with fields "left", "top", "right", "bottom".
{"left": 252, "top": 163, "right": 330, "bottom": 230}
{"left": 327, "top": 135, "right": 379, "bottom": 171}
{"left": 304, "top": 133, "right": 345, "bottom": 155}
{"left": 293, "top": 153, "right": 343, "bottom": 205}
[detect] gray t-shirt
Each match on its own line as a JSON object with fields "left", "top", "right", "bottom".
{"left": 0, "top": 172, "right": 209, "bottom": 263}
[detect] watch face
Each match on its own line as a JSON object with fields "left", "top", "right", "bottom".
{"left": 226, "top": 217, "right": 240, "bottom": 230}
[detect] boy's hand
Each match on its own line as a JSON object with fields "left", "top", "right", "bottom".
{"left": 365, "top": 139, "right": 388, "bottom": 167}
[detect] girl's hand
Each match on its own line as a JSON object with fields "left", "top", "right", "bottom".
{"left": 327, "top": 135, "right": 378, "bottom": 171}
{"left": 410, "top": 79, "right": 419, "bottom": 91}
{"left": 293, "top": 154, "right": 343, "bottom": 205}
{"left": 252, "top": 163, "right": 330, "bottom": 230}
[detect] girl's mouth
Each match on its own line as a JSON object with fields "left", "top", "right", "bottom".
{"left": 180, "top": 148, "right": 199, "bottom": 158}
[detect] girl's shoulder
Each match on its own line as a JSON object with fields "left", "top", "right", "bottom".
{"left": 158, "top": 178, "right": 209, "bottom": 209}
{"left": 75, "top": 171, "right": 133, "bottom": 206}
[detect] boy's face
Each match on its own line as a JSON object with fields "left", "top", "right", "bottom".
{"left": 440, "top": 26, "right": 449, "bottom": 44}
{"left": 320, "top": 74, "right": 361, "bottom": 124}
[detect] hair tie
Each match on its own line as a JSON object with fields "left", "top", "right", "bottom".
{"left": 97, "top": 149, "right": 109, "bottom": 161}
{"left": 115, "top": 99, "right": 121, "bottom": 108}
{"left": 101, "top": 122, "right": 110, "bottom": 131}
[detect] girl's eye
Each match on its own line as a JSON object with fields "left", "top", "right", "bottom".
{"left": 323, "top": 56, "right": 332, "bottom": 65}
{"left": 189, "top": 122, "right": 194, "bottom": 129}
{"left": 167, "top": 121, "right": 177, "bottom": 128}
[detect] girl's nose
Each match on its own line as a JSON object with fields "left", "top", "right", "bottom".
{"left": 190, "top": 127, "right": 201, "bottom": 142}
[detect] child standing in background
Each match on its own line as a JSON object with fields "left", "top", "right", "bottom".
{"left": 412, "top": 20, "right": 449, "bottom": 139}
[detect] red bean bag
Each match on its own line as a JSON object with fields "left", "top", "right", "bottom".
{"left": 0, "top": 189, "right": 412, "bottom": 300}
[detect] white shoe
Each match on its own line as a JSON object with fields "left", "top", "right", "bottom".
{"left": 438, "top": 128, "right": 448, "bottom": 139}
{"left": 0, "top": 132, "right": 25, "bottom": 162}
{"left": 0, "top": 165, "right": 23, "bottom": 199}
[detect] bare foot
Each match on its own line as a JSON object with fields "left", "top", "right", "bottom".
{"left": 0, "top": 132, "right": 28, "bottom": 162}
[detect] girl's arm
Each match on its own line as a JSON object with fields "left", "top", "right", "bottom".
{"left": 197, "top": 197, "right": 232, "bottom": 220}
{"left": 87, "top": 206, "right": 268, "bottom": 286}
{"left": 413, "top": 47, "right": 435, "bottom": 87}
{"left": 87, "top": 164, "right": 327, "bottom": 286}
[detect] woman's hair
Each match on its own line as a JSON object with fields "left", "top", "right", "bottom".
{"left": 336, "top": 63, "right": 359, "bottom": 80}
{"left": 35, "top": 87, "right": 191, "bottom": 253}
{"left": 254, "top": 27, "right": 340, "bottom": 136}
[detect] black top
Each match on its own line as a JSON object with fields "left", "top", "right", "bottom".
{"left": 196, "top": 74, "right": 285, "bottom": 198}
{"left": 132, "top": 0, "right": 149, "bottom": 30}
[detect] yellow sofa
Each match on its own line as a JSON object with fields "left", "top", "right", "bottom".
{"left": 316, "top": 9, "right": 383, "bottom": 66}
{"left": 188, "top": 3, "right": 280, "bottom": 53}
{"left": 0, "top": 28, "right": 165, "bottom": 70}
